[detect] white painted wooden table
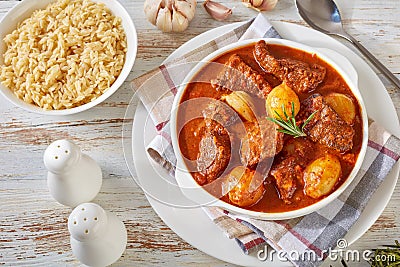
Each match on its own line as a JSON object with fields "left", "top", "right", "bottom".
{"left": 1, "top": 0, "right": 399, "bottom": 266}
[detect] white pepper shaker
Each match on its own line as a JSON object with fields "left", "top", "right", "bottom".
{"left": 68, "top": 203, "right": 127, "bottom": 266}
{"left": 44, "top": 139, "right": 102, "bottom": 207}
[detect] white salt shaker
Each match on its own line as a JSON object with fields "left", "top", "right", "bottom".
{"left": 68, "top": 203, "right": 127, "bottom": 266}
{"left": 44, "top": 139, "right": 102, "bottom": 207}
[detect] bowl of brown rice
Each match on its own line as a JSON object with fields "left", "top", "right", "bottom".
{"left": 0, "top": 0, "right": 137, "bottom": 115}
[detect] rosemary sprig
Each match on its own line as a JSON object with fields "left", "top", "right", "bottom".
{"left": 369, "top": 240, "right": 400, "bottom": 266}
{"left": 267, "top": 102, "right": 316, "bottom": 138}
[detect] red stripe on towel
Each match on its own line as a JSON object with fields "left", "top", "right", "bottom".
{"left": 156, "top": 120, "right": 168, "bottom": 131}
{"left": 368, "top": 139, "right": 400, "bottom": 160}
{"left": 159, "top": 65, "right": 177, "bottom": 95}
{"left": 159, "top": 130, "right": 171, "bottom": 143}
{"left": 243, "top": 237, "right": 266, "bottom": 251}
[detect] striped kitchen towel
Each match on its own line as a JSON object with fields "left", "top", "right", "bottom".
{"left": 204, "top": 121, "right": 400, "bottom": 266}
{"left": 130, "top": 13, "right": 400, "bottom": 267}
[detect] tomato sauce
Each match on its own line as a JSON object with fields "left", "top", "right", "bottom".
{"left": 177, "top": 43, "right": 363, "bottom": 213}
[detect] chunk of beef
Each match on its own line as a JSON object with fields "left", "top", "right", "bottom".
{"left": 281, "top": 138, "right": 315, "bottom": 167}
{"left": 193, "top": 122, "right": 231, "bottom": 185}
{"left": 270, "top": 157, "right": 303, "bottom": 204}
{"left": 254, "top": 40, "right": 326, "bottom": 93}
{"left": 211, "top": 54, "right": 272, "bottom": 98}
{"left": 298, "top": 94, "right": 355, "bottom": 153}
{"left": 240, "top": 118, "right": 284, "bottom": 167}
{"left": 202, "top": 100, "right": 239, "bottom": 127}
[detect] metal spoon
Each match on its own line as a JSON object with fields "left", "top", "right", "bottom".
{"left": 295, "top": 0, "right": 400, "bottom": 89}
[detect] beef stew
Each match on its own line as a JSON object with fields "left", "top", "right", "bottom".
{"left": 177, "top": 40, "right": 363, "bottom": 213}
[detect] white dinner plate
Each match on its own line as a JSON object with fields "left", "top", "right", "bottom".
{"left": 127, "top": 21, "right": 400, "bottom": 266}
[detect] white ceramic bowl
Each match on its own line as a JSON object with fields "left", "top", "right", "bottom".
{"left": 0, "top": 0, "right": 137, "bottom": 115}
{"left": 170, "top": 38, "right": 368, "bottom": 220}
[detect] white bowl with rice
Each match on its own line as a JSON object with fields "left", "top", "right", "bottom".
{"left": 0, "top": 0, "right": 137, "bottom": 115}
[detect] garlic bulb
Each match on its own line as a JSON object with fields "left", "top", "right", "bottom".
{"left": 144, "top": 0, "right": 196, "bottom": 32}
{"left": 242, "top": 0, "right": 278, "bottom": 12}
{"left": 203, "top": 0, "right": 232, "bottom": 21}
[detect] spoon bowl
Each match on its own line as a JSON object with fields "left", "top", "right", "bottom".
{"left": 295, "top": 0, "right": 400, "bottom": 89}
{"left": 295, "top": 0, "right": 343, "bottom": 35}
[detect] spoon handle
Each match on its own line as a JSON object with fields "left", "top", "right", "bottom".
{"left": 344, "top": 34, "right": 400, "bottom": 89}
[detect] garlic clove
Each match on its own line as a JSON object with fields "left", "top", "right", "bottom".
{"left": 174, "top": 0, "right": 196, "bottom": 21}
{"left": 165, "top": 0, "right": 174, "bottom": 10}
{"left": 156, "top": 7, "right": 173, "bottom": 32}
{"left": 172, "top": 6, "right": 189, "bottom": 32}
{"left": 251, "top": 0, "right": 264, "bottom": 7}
{"left": 188, "top": 0, "right": 197, "bottom": 19}
{"left": 144, "top": 0, "right": 196, "bottom": 32}
{"left": 256, "top": 0, "right": 278, "bottom": 11}
{"left": 144, "top": 0, "right": 163, "bottom": 25}
{"left": 242, "top": 0, "right": 278, "bottom": 11}
{"left": 203, "top": 0, "right": 232, "bottom": 21}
